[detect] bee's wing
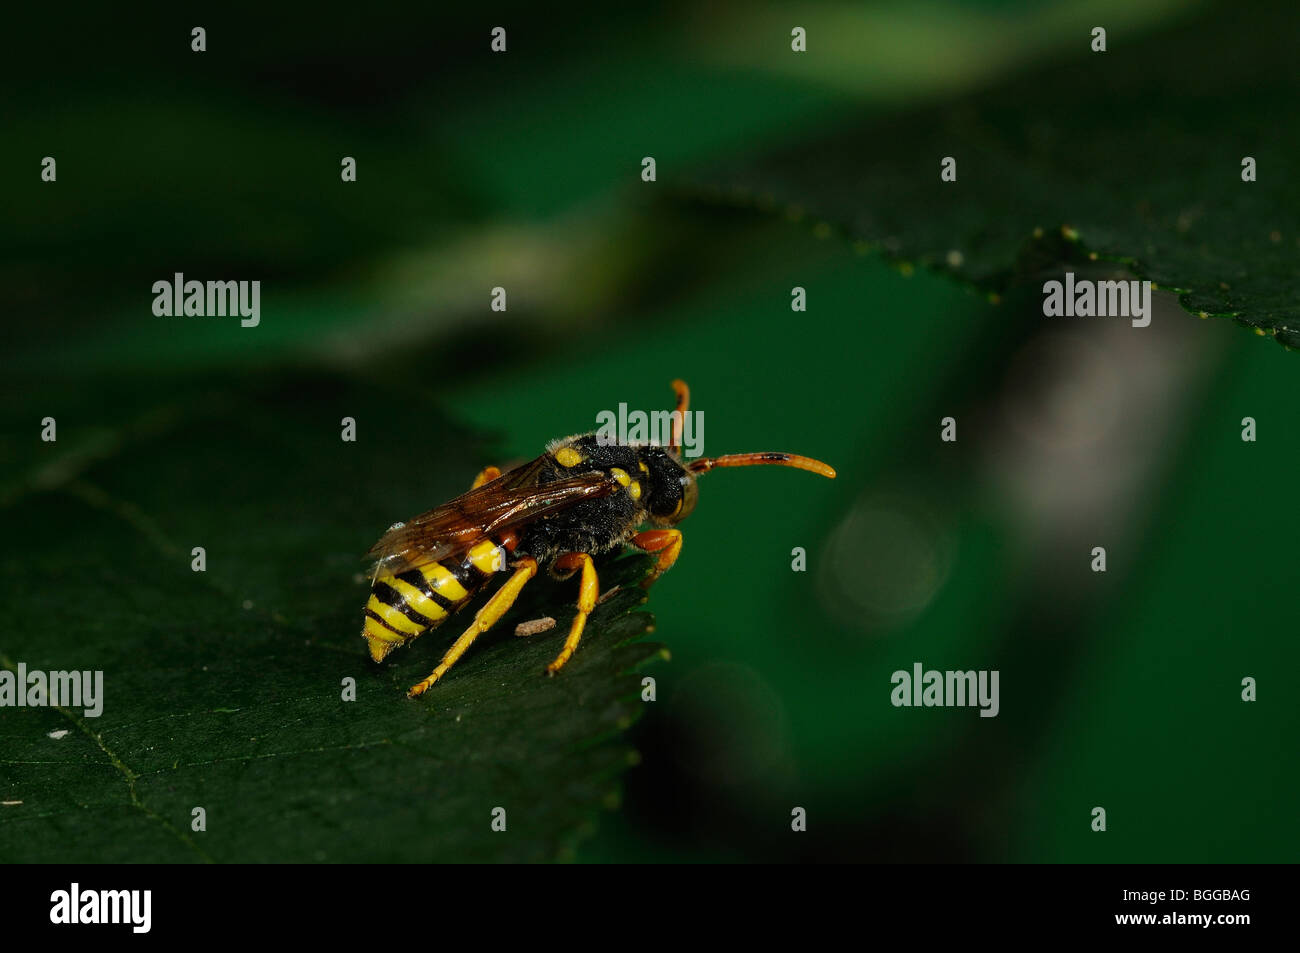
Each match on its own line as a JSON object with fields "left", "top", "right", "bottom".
{"left": 366, "top": 456, "right": 617, "bottom": 574}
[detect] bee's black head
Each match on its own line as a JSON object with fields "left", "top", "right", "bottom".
{"left": 639, "top": 445, "right": 698, "bottom": 525}
{"left": 546, "top": 390, "right": 836, "bottom": 530}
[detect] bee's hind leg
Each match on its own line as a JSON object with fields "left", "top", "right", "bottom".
{"left": 407, "top": 557, "right": 537, "bottom": 697}
{"left": 546, "top": 553, "right": 599, "bottom": 675}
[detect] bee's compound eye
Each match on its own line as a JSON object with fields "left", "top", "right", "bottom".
{"left": 675, "top": 474, "right": 698, "bottom": 521}
{"left": 643, "top": 448, "right": 696, "bottom": 521}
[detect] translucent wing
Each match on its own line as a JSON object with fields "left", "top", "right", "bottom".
{"left": 365, "top": 456, "right": 617, "bottom": 574}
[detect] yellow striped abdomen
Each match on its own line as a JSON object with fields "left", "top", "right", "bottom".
{"left": 362, "top": 539, "right": 508, "bottom": 662}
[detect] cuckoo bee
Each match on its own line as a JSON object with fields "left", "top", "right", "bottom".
{"left": 361, "top": 380, "right": 836, "bottom": 697}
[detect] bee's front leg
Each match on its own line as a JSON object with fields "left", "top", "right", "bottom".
{"left": 628, "top": 529, "right": 683, "bottom": 589}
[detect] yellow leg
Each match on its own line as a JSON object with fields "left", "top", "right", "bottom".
{"left": 408, "top": 557, "right": 537, "bottom": 697}
{"left": 630, "top": 529, "right": 683, "bottom": 589}
{"left": 470, "top": 465, "right": 502, "bottom": 490}
{"left": 546, "top": 553, "right": 599, "bottom": 675}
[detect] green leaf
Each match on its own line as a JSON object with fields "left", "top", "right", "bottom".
{"left": 675, "top": 1, "right": 1300, "bottom": 348}
{"left": 0, "top": 371, "right": 662, "bottom": 862}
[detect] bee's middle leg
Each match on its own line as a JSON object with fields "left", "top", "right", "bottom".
{"left": 546, "top": 553, "right": 599, "bottom": 674}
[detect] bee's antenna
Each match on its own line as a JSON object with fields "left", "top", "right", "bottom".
{"left": 668, "top": 379, "right": 690, "bottom": 456}
{"left": 686, "top": 452, "right": 836, "bottom": 479}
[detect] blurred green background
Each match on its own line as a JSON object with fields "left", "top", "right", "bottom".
{"left": 3, "top": 0, "right": 1297, "bottom": 862}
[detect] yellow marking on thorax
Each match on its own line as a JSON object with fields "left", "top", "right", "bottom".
{"left": 419, "top": 562, "right": 470, "bottom": 602}
{"left": 555, "top": 446, "right": 584, "bottom": 467}
{"left": 366, "top": 594, "right": 424, "bottom": 635}
{"left": 609, "top": 466, "right": 641, "bottom": 500}
{"left": 467, "top": 539, "right": 507, "bottom": 574}
{"left": 388, "top": 576, "right": 449, "bottom": 622}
